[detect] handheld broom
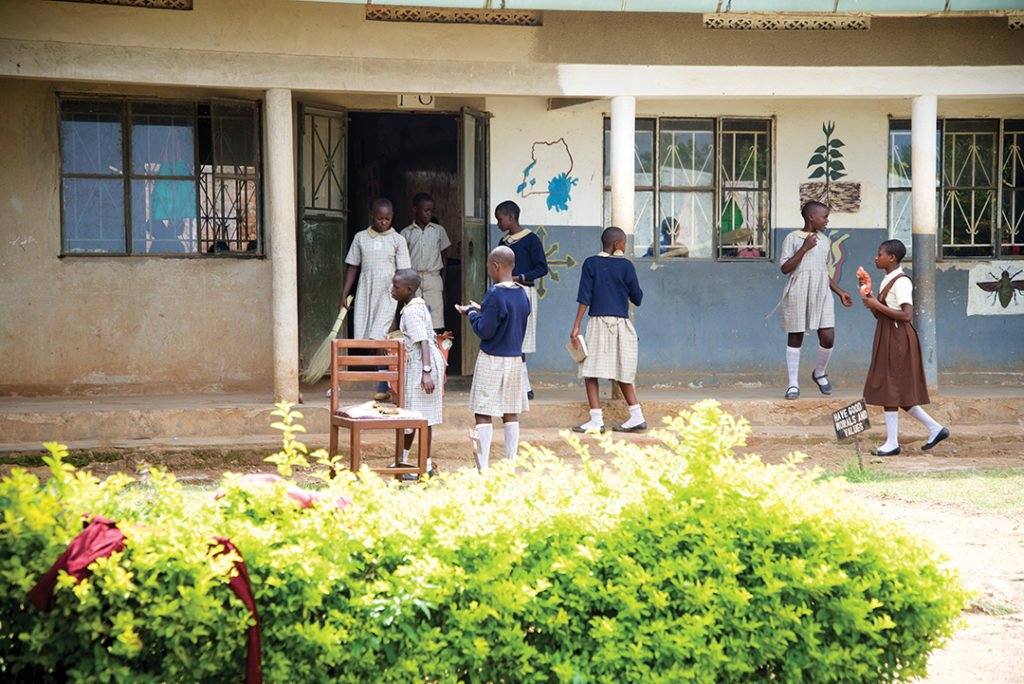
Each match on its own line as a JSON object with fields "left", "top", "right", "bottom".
{"left": 301, "top": 295, "right": 353, "bottom": 384}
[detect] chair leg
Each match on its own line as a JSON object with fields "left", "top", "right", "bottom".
{"left": 329, "top": 424, "right": 338, "bottom": 462}
{"left": 394, "top": 429, "right": 403, "bottom": 467}
{"left": 418, "top": 423, "right": 429, "bottom": 475}
{"left": 350, "top": 426, "right": 361, "bottom": 473}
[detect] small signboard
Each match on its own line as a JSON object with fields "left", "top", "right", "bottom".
{"left": 832, "top": 399, "right": 870, "bottom": 440}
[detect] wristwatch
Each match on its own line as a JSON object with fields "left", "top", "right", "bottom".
{"left": 422, "top": 365, "right": 432, "bottom": 373}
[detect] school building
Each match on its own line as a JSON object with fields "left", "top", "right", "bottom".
{"left": 1, "top": 0, "right": 1022, "bottom": 402}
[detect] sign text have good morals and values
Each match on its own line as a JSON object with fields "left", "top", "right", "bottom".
{"left": 832, "top": 399, "right": 870, "bottom": 440}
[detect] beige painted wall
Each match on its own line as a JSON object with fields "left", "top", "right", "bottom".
{"left": 0, "top": 79, "right": 273, "bottom": 394}
{"left": 488, "top": 95, "right": 1024, "bottom": 235}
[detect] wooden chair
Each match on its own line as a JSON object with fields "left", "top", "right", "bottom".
{"left": 328, "top": 339, "right": 429, "bottom": 479}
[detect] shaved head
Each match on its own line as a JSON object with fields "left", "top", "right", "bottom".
{"left": 393, "top": 268, "right": 421, "bottom": 289}
{"left": 602, "top": 226, "right": 626, "bottom": 249}
{"left": 489, "top": 245, "right": 515, "bottom": 268}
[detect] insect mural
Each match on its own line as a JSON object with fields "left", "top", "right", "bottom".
{"left": 976, "top": 269, "right": 1024, "bottom": 309}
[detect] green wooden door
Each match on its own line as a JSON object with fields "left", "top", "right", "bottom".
{"left": 460, "top": 108, "right": 490, "bottom": 374}
{"left": 297, "top": 105, "right": 348, "bottom": 377}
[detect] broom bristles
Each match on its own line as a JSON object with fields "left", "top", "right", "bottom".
{"left": 301, "top": 297, "right": 352, "bottom": 384}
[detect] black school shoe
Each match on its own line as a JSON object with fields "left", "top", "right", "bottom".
{"left": 811, "top": 371, "right": 833, "bottom": 395}
{"left": 922, "top": 427, "right": 950, "bottom": 451}
{"left": 572, "top": 423, "right": 606, "bottom": 434}
{"left": 870, "top": 446, "right": 901, "bottom": 456}
{"left": 613, "top": 422, "right": 647, "bottom": 433}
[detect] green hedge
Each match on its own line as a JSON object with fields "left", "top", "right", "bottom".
{"left": 0, "top": 401, "right": 967, "bottom": 683}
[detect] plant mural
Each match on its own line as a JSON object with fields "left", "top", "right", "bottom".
{"left": 800, "top": 121, "right": 861, "bottom": 212}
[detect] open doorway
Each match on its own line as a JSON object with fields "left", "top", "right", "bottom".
{"left": 346, "top": 111, "right": 466, "bottom": 374}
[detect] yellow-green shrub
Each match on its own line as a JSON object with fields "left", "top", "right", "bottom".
{"left": 0, "top": 401, "right": 967, "bottom": 682}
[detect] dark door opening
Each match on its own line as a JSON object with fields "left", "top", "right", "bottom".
{"left": 346, "top": 111, "right": 465, "bottom": 374}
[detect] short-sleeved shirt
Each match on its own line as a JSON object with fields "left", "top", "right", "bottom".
{"left": 401, "top": 222, "right": 450, "bottom": 273}
{"left": 879, "top": 268, "right": 913, "bottom": 309}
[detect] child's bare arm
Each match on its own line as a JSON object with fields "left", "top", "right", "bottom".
{"left": 569, "top": 303, "right": 588, "bottom": 347}
{"left": 339, "top": 266, "right": 360, "bottom": 309}
{"left": 829, "top": 279, "right": 854, "bottom": 307}
{"left": 419, "top": 339, "right": 435, "bottom": 394}
{"left": 862, "top": 293, "right": 912, "bottom": 322}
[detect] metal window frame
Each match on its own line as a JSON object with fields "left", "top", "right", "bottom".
{"left": 57, "top": 93, "right": 262, "bottom": 258}
{"left": 940, "top": 117, "right": 1004, "bottom": 259}
{"left": 602, "top": 114, "right": 774, "bottom": 262}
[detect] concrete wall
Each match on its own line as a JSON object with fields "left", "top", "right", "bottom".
{"left": 0, "top": 79, "right": 273, "bottom": 394}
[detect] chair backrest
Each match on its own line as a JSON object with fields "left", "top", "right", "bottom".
{"left": 330, "top": 339, "right": 406, "bottom": 414}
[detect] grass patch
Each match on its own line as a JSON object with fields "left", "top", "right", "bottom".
{"left": 828, "top": 465, "right": 1024, "bottom": 513}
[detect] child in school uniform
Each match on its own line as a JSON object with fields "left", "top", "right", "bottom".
{"left": 496, "top": 200, "right": 548, "bottom": 400}
{"left": 338, "top": 198, "right": 412, "bottom": 400}
{"left": 570, "top": 226, "right": 647, "bottom": 433}
{"left": 778, "top": 200, "right": 854, "bottom": 400}
{"left": 390, "top": 269, "right": 446, "bottom": 476}
{"left": 456, "top": 245, "right": 531, "bottom": 471}
{"left": 861, "top": 239, "right": 949, "bottom": 456}
{"left": 401, "top": 193, "right": 451, "bottom": 332}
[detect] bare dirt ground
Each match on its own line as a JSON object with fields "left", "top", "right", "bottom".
{"left": 3, "top": 431, "right": 1023, "bottom": 681}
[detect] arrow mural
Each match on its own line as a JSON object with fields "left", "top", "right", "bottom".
{"left": 534, "top": 225, "right": 578, "bottom": 299}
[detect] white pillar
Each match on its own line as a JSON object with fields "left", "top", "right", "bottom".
{"left": 911, "top": 94, "right": 938, "bottom": 388}
{"left": 265, "top": 88, "right": 299, "bottom": 403}
{"left": 609, "top": 96, "right": 636, "bottom": 247}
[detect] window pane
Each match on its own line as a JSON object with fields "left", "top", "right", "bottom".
{"left": 659, "top": 190, "right": 712, "bottom": 258}
{"left": 889, "top": 190, "right": 913, "bottom": 248}
{"left": 131, "top": 178, "right": 197, "bottom": 253}
{"left": 130, "top": 102, "right": 195, "bottom": 176}
{"left": 943, "top": 188, "right": 996, "bottom": 256}
{"left": 719, "top": 190, "right": 770, "bottom": 258}
{"left": 198, "top": 102, "right": 261, "bottom": 253}
{"left": 659, "top": 119, "right": 714, "bottom": 188}
{"left": 604, "top": 189, "right": 654, "bottom": 258}
{"left": 942, "top": 120, "right": 997, "bottom": 257}
{"left": 60, "top": 100, "right": 122, "bottom": 175}
{"left": 1002, "top": 127, "right": 1024, "bottom": 256}
{"left": 888, "top": 128, "right": 912, "bottom": 189}
{"left": 63, "top": 177, "right": 125, "bottom": 252}
{"left": 720, "top": 130, "right": 770, "bottom": 186}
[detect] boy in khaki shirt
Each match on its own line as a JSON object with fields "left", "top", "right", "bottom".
{"left": 401, "top": 192, "right": 451, "bottom": 332}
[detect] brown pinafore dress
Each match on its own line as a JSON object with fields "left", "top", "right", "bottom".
{"left": 863, "top": 273, "right": 930, "bottom": 408}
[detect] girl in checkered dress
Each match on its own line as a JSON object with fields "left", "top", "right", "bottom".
{"left": 569, "top": 227, "right": 646, "bottom": 433}
{"left": 338, "top": 198, "right": 412, "bottom": 399}
{"left": 456, "top": 246, "right": 531, "bottom": 471}
{"left": 777, "top": 201, "right": 853, "bottom": 400}
{"left": 391, "top": 269, "right": 446, "bottom": 475}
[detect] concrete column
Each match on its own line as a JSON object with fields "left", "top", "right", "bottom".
{"left": 911, "top": 94, "right": 938, "bottom": 389}
{"left": 265, "top": 88, "right": 299, "bottom": 403}
{"left": 609, "top": 96, "right": 636, "bottom": 250}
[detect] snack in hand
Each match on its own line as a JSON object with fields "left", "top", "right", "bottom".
{"left": 856, "top": 266, "right": 872, "bottom": 296}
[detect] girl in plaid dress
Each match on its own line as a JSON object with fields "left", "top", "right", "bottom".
{"left": 391, "top": 269, "right": 446, "bottom": 475}
{"left": 338, "top": 198, "right": 412, "bottom": 399}
{"left": 777, "top": 201, "right": 853, "bottom": 400}
{"left": 569, "top": 227, "right": 646, "bottom": 433}
{"left": 456, "top": 246, "right": 531, "bottom": 471}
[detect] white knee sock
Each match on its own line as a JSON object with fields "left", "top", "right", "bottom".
{"left": 620, "top": 403, "right": 645, "bottom": 429}
{"left": 881, "top": 411, "right": 899, "bottom": 451}
{"left": 475, "top": 424, "right": 492, "bottom": 471}
{"left": 522, "top": 362, "right": 532, "bottom": 392}
{"left": 907, "top": 406, "right": 943, "bottom": 440}
{"left": 504, "top": 421, "right": 519, "bottom": 461}
{"left": 814, "top": 347, "right": 832, "bottom": 384}
{"left": 402, "top": 448, "right": 410, "bottom": 463}
{"left": 579, "top": 408, "right": 603, "bottom": 431}
{"left": 786, "top": 346, "right": 801, "bottom": 388}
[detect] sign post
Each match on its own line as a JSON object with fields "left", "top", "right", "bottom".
{"left": 832, "top": 399, "right": 871, "bottom": 471}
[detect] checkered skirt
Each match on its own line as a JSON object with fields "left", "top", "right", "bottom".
{"left": 578, "top": 316, "right": 638, "bottom": 384}
{"left": 401, "top": 300, "right": 446, "bottom": 426}
{"left": 469, "top": 352, "right": 529, "bottom": 416}
{"left": 520, "top": 285, "right": 538, "bottom": 354}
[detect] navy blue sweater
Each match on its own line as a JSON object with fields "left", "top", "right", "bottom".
{"left": 500, "top": 231, "right": 548, "bottom": 284}
{"left": 468, "top": 284, "right": 531, "bottom": 356}
{"left": 576, "top": 255, "right": 643, "bottom": 318}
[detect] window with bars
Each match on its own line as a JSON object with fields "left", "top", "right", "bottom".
{"left": 59, "top": 97, "right": 261, "bottom": 256}
{"left": 603, "top": 117, "right": 772, "bottom": 260}
{"left": 887, "top": 118, "right": 1024, "bottom": 259}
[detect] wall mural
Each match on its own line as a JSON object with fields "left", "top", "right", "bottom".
{"left": 826, "top": 229, "right": 851, "bottom": 284}
{"left": 533, "top": 225, "right": 578, "bottom": 300}
{"left": 799, "top": 121, "right": 861, "bottom": 213}
{"left": 968, "top": 262, "right": 1024, "bottom": 315}
{"left": 516, "top": 138, "right": 579, "bottom": 213}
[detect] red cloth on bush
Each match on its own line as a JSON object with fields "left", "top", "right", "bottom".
{"left": 28, "top": 517, "right": 261, "bottom": 683}
{"left": 27, "top": 514, "right": 125, "bottom": 610}
{"left": 211, "top": 536, "right": 262, "bottom": 684}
